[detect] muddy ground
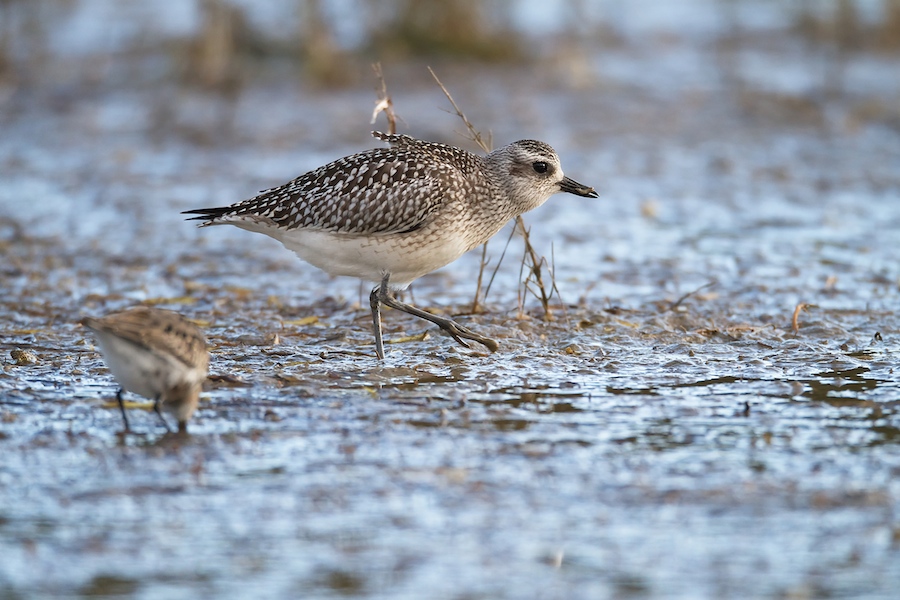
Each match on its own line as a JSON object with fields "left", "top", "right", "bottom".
{"left": 2, "top": 5, "right": 900, "bottom": 599}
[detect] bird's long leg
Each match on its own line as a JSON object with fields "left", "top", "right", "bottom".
{"left": 152, "top": 396, "right": 172, "bottom": 433}
{"left": 116, "top": 388, "right": 131, "bottom": 432}
{"left": 370, "top": 277, "right": 387, "bottom": 360}
{"left": 376, "top": 276, "right": 499, "bottom": 354}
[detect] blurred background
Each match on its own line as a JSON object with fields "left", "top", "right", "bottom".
{"left": 2, "top": 0, "right": 899, "bottom": 139}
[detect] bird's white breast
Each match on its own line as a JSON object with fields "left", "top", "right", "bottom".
{"left": 275, "top": 227, "right": 471, "bottom": 289}
{"left": 92, "top": 332, "right": 205, "bottom": 401}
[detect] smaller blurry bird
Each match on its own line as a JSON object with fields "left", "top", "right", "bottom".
{"left": 81, "top": 307, "right": 209, "bottom": 433}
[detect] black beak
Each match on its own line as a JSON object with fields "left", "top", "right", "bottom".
{"left": 559, "top": 176, "right": 599, "bottom": 198}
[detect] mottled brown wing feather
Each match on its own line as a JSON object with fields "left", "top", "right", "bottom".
{"left": 186, "top": 142, "right": 483, "bottom": 236}
{"left": 83, "top": 308, "right": 208, "bottom": 370}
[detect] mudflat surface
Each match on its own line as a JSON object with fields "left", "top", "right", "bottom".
{"left": 2, "top": 7, "right": 900, "bottom": 599}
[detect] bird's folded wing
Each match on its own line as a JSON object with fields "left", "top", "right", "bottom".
{"left": 222, "top": 149, "right": 472, "bottom": 235}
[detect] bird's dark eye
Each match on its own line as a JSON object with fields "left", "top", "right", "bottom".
{"left": 532, "top": 161, "right": 548, "bottom": 174}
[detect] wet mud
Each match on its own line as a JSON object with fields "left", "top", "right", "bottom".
{"left": 2, "top": 6, "right": 900, "bottom": 598}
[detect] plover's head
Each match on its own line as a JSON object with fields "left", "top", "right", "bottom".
{"left": 487, "top": 140, "right": 598, "bottom": 214}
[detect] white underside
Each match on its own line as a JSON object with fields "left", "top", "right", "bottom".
{"left": 225, "top": 220, "right": 471, "bottom": 289}
{"left": 93, "top": 332, "right": 205, "bottom": 409}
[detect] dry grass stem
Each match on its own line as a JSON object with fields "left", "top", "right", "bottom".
{"left": 427, "top": 66, "right": 493, "bottom": 311}
{"left": 549, "top": 243, "right": 568, "bottom": 325}
{"left": 371, "top": 62, "right": 399, "bottom": 135}
{"left": 483, "top": 224, "right": 518, "bottom": 305}
{"left": 791, "top": 302, "right": 816, "bottom": 333}
{"left": 471, "top": 243, "right": 489, "bottom": 313}
{"left": 427, "top": 67, "right": 492, "bottom": 153}
{"left": 668, "top": 281, "right": 716, "bottom": 312}
{"left": 517, "top": 217, "right": 554, "bottom": 319}
{"left": 428, "top": 66, "right": 556, "bottom": 319}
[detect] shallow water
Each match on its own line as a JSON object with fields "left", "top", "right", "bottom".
{"left": 3, "top": 9, "right": 900, "bottom": 599}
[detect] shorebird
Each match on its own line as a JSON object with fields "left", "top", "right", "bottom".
{"left": 82, "top": 307, "right": 209, "bottom": 433}
{"left": 184, "top": 131, "right": 597, "bottom": 358}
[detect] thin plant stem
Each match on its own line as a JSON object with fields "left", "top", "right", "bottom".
{"left": 371, "top": 62, "right": 399, "bottom": 135}
{"left": 428, "top": 66, "right": 554, "bottom": 320}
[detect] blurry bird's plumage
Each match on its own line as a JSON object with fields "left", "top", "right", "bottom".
{"left": 82, "top": 307, "right": 209, "bottom": 432}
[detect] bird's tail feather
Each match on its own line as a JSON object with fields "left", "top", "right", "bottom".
{"left": 181, "top": 206, "right": 233, "bottom": 224}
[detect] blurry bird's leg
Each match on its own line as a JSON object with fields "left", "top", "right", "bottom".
{"left": 116, "top": 388, "right": 131, "bottom": 432}
{"left": 152, "top": 396, "right": 172, "bottom": 433}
